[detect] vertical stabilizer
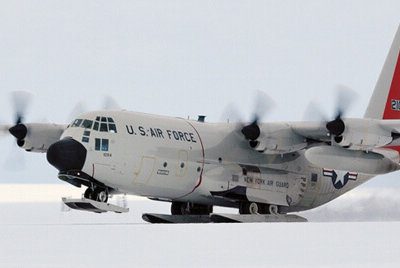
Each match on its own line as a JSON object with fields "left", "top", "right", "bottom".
{"left": 365, "top": 26, "right": 400, "bottom": 119}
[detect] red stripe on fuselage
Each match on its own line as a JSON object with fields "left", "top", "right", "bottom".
{"left": 173, "top": 120, "right": 206, "bottom": 200}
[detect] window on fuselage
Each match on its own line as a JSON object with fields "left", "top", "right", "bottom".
{"left": 81, "top": 120, "right": 93, "bottom": 129}
{"left": 72, "top": 119, "right": 83, "bottom": 127}
{"left": 101, "top": 139, "right": 109, "bottom": 151}
{"left": 93, "top": 116, "right": 117, "bottom": 133}
{"left": 95, "top": 138, "right": 101, "bottom": 150}
{"left": 100, "top": 123, "right": 108, "bottom": 132}
{"left": 95, "top": 138, "right": 109, "bottom": 151}
{"left": 109, "top": 124, "right": 117, "bottom": 133}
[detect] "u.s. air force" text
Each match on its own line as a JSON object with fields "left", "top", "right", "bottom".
{"left": 125, "top": 125, "right": 197, "bottom": 143}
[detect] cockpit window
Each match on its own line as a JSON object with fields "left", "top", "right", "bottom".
{"left": 109, "top": 124, "right": 117, "bottom": 133}
{"left": 93, "top": 121, "right": 99, "bottom": 131}
{"left": 93, "top": 116, "right": 117, "bottom": 133}
{"left": 81, "top": 120, "right": 93, "bottom": 129}
{"left": 71, "top": 116, "right": 117, "bottom": 132}
{"left": 72, "top": 119, "right": 83, "bottom": 127}
{"left": 100, "top": 123, "right": 108, "bottom": 132}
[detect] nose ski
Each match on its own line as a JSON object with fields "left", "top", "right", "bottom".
{"left": 62, "top": 197, "right": 129, "bottom": 214}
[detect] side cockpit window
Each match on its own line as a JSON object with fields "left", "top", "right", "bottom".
{"left": 71, "top": 119, "right": 93, "bottom": 129}
{"left": 93, "top": 121, "right": 99, "bottom": 131}
{"left": 72, "top": 119, "right": 83, "bottom": 127}
{"left": 100, "top": 122, "right": 108, "bottom": 132}
{"left": 81, "top": 120, "right": 93, "bottom": 129}
{"left": 108, "top": 118, "right": 117, "bottom": 133}
{"left": 109, "top": 124, "right": 117, "bottom": 133}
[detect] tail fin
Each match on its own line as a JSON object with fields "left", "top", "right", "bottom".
{"left": 365, "top": 25, "right": 400, "bottom": 120}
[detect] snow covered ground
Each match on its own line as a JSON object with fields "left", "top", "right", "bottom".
{"left": 0, "top": 184, "right": 400, "bottom": 267}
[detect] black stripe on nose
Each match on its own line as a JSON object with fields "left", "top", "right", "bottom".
{"left": 47, "top": 138, "right": 87, "bottom": 172}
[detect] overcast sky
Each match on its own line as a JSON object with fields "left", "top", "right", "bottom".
{"left": 1, "top": 0, "right": 400, "bottom": 185}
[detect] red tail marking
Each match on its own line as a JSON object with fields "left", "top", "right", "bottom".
{"left": 383, "top": 145, "right": 400, "bottom": 154}
{"left": 383, "top": 51, "right": 400, "bottom": 119}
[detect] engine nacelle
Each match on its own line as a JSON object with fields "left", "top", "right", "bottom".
{"left": 332, "top": 119, "right": 393, "bottom": 150}
{"left": 333, "top": 132, "right": 393, "bottom": 150}
{"left": 250, "top": 123, "right": 308, "bottom": 154}
{"left": 17, "top": 123, "right": 67, "bottom": 152}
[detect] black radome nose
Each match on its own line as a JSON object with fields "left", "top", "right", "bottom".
{"left": 47, "top": 138, "right": 87, "bottom": 172}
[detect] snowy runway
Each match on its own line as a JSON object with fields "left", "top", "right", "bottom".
{"left": 0, "top": 198, "right": 399, "bottom": 268}
{"left": 1, "top": 220, "right": 399, "bottom": 268}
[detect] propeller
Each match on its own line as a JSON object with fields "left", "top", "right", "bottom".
{"left": 303, "top": 101, "right": 328, "bottom": 122}
{"left": 7, "top": 91, "right": 33, "bottom": 144}
{"left": 0, "top": 91, "right": 33, "bottom": 170}
{"left": 221, "top": 91, "right": 275, "bottom": 141}
{"left": 304, "top": 85, "right": 358, "bottom": 140}
{"left": 102, "top": 96, "right": 121, "bottom": 111}
{"left": 241, "top": 119, "right": 261, "bottom": 141}
{"left": 241, "top": 91, "right": 275, "bottom": 141}
{"left": 325, "top": 85, "right": 358, "bottom": 138}
{"left": 0, "top": 124, "right": 10, "bottom": 137}
{"left": 67, "top": 96, "right": 121, "bottom": 122}
{"left": 67, "top": 101, "right": 87, "bottom": 123}
{"left": 12, "top": 91, "right": 32, "bottom": 125}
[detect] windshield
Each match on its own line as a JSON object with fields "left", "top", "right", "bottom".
{"left": 70, "top": 117, "right": 117, "bottom": 133}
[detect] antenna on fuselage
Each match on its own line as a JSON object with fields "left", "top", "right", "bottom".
{"left": 197, "top": 115, "right": 206, "bottom": 122}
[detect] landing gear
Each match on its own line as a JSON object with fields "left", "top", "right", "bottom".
{"left": 84, "top": 187, "right": 95, "bottom": 199}
{"left": 84, "top": 187, "right": 108, "bottom": 203}
{"left": 239, "top": 202, "right": 279, "bottom": 215}
{"left": 269, "top": 204, "right": 279, "bottom": 215}
{"left": 171, "top": 202, "right": 185, "bottom": 215}
{"left": 171, "top": 202, "right": 213, "bottom": 215}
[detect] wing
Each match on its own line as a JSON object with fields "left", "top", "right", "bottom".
{"left": 0, "top": 124, "right": 11, "bottom": 137}
{"left": 5, "top": 123, "right": 68, "bottom": 153}
{"left": 238, "top": 121, "right": 328, "bottom": 155}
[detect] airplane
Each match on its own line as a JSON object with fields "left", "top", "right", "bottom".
{"left": 2, "top": 26, "right": 400, "bottom": 223}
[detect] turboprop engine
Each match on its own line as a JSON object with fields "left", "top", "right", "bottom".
{"left": 9, "top": 123, "right": 66, "bottom": 152}
{"left": 241, "top": 121, "right": 308, "bottom": 154}
{"left": 0, "top": 91, "right": 67, "bottom": 153}
{"left": 327, "top": 118, "right": 393, "bottom": 150}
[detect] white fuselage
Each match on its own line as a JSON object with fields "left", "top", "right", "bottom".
{"left": 61, "top": 111, "right": 376, "bottom": 212}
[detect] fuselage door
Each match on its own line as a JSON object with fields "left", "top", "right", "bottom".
{"left": 134, "top": 156, "right": 156, "bottom": 184}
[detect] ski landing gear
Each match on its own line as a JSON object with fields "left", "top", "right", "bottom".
{"left": 239, "top": 202, "right": 280, "bottom": 215}
{"left": 62, "top": 197, "right": 129, "bottom": 214}
{"left": 84, "top": 187, "right": 109, "bottom": 203}
{"left": 142, "top": 201, "right": 307, "bottom": 224}
{"left": 142, "top": 212, "right": 307, "bottom": 224}
{"left": 62, "top": 185, "right": 129, "bottom": 214}
{"left": 171, "top": 202, "right": 213, "bottom": 215}
{"left": 142, "top": 202, "right": 214, "bottom": 223}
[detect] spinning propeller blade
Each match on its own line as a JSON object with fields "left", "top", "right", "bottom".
{"left": 325, "top": 85, "right": 358, "bottom": 137}
{"left": 221, "top": 91, "right": 275, "bottom": 141}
